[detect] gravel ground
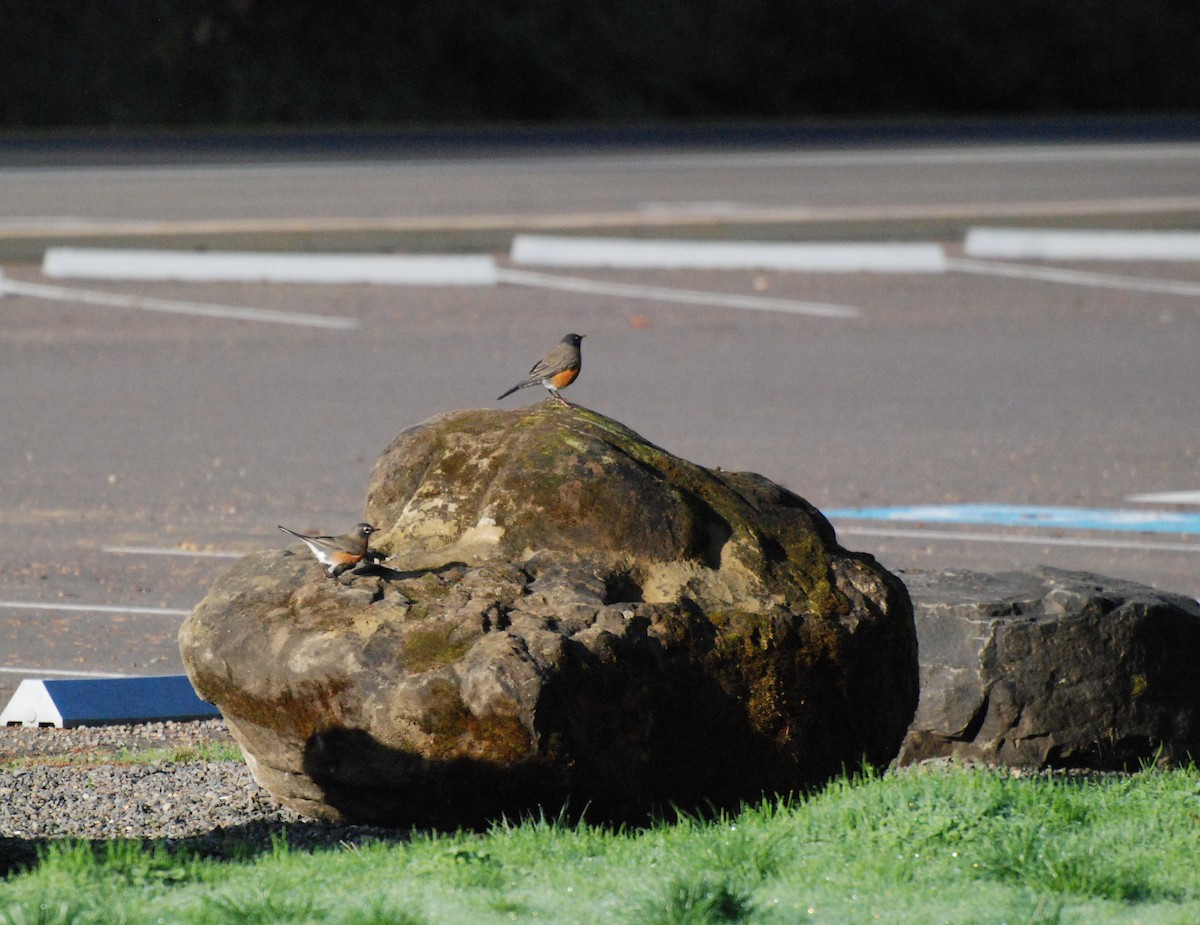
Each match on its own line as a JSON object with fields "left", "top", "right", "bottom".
{"left": 0, "top": 720, "right": 405, "bottom": 874}
{"left": 0, "top": 719, "right": 237, "bottom": 764}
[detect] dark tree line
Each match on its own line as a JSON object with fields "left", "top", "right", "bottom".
{"left": 2, "top": 0, "right": 1198, "bottom": 128}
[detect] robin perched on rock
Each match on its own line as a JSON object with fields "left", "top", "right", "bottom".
{"left": 497, "top": 333, "right": 584, "bottom": 406}
{"left": 278, "top": 522, "right": 376, "bottom": 579}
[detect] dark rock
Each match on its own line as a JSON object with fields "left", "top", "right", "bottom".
{"left": 180, "top": 405, "right": 917, "bottom": 827}
{"left": 899, "top": 566, "right": 1200, "bottom": 770}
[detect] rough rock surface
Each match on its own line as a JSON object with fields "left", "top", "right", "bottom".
{"left": 180, "top": 405, "right": 916, "bottom": 827}
{"left": 899, "top": 566, "right": 1200, "bottom": 769}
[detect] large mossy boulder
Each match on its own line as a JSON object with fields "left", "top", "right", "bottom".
{"left": 180, "top": 406, "right": 917, "bottom": 826}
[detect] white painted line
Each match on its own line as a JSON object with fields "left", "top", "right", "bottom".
{"left": 965, "top": 227, "right": 1200, "bottom": 261}
{"left": 0, "top": 600, "right": 192, "bottom": 617}
{"left": 0, "top": 666, "right": 134, "bottom": 679}
{"left": 1126, "top": 490, "right": 1200, "bottom": 505}
{"left": 103, "top": 545, "right": 242, "bottom": 559}
{"left": 834, "top": 525, "right": 1200, "bottom": 554}
{"left": 510, "top": 234, "right": 947, "bottom": 273}
{"left": 42, "top": 247, "right": 498, "bottom": 286}
{"left": 0, "top": 277, "right": 358, "bottom": 329}
{"left": 947, "top": 258, "right": 1200, "bottom": 300}
{"left": 496, "top": 268, "right": 860, "bottom": 318}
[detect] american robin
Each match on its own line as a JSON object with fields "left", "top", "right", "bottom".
{"left": 497, "top": 333, "right": 584, "bottom": 406}
{"left": 278, "top": 522, "right": 376, "bottom": 579}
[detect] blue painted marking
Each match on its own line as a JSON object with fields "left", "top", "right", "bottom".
{"left": 825, "top": 504, "right": 1200, "bottom": 535}
{"left": 43, "top": 675, "right": 220, "bottom": 727}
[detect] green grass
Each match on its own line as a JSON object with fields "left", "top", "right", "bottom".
{"left": 0, "top": 741, "right": 244, "bottom": 771}
{"left": 4, "top": 764, "right": 1200, "bottom": 924}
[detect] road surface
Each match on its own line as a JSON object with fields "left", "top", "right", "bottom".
{"left": 2, "top": 127, "right": 1198, "bottom": 706}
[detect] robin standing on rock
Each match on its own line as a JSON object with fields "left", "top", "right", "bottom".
{"left": 497, "top": 333, "right": 584, "bottom": 406}
{"left": 278, "top": 522, "right": 376, "bottom": 579}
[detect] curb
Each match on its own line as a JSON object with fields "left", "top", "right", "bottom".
{"left": 0, "top": 675, "right": 219, "bottom": 728}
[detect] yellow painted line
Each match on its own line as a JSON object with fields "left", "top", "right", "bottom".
{"left": 4, "top": 196, "right": 1200, "bottom": 239}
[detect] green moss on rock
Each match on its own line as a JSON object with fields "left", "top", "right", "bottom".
{"left": 400, "top": 625, "right": 475, "bottom": 674}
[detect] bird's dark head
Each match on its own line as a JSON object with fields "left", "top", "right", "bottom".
{"left": 355, "top": 523, "right": 376, "bottom": 537}
{"left": 563, "top": 333, "right": 585, "bottom": 346}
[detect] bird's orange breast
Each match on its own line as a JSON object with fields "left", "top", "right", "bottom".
{"left": 548, "top": 366, "right": 579, "bottom": 389}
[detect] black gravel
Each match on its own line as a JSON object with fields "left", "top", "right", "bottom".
{"left": 0, "top": 720, "right": 407, "bottom": 876}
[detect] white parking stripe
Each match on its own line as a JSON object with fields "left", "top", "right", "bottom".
{"left": 103, "top": 545, "right": 242, "bottom": 558}
{"left": 1126, "top": 490, "right": 1200, "bottom": 505}
{"left": 496, "top": 268, "right": 860, "bottom": 318}
{"left": 834, "top": 525, "right": 1200, "bottom": 553}
{"left": 0, "top": 600, "right": 192, "bottom": 616}
{"left": 947, "top": 258, "right": 1200, "bottom": 300}
{"left": 0, "top": 277, "right": 358, "bottom": 329}
{"left": 0, "top": 666, "right": 134, "bottom": 678}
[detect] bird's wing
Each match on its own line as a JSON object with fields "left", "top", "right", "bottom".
{"left": 529, "top": 344, "right": 573, "bottom": 379}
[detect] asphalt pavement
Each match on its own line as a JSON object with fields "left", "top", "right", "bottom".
{"left": 2, "top": 126, "right": 1198, "bottom": 707}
